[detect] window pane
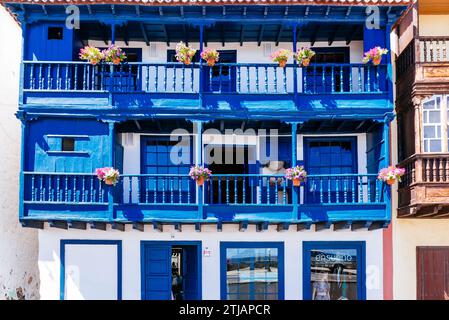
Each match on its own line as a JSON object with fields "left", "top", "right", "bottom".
{"left": 225, "top": 247, "right": 279, "bottom": 300}
{"left": 309, "top": 248, "right": 358, "bottom": 300}
{"left": 422, "top": 96, "right": 443, "bottom": 153}
{"left": 430, "top": 140, "right": 442, "bottom": 152}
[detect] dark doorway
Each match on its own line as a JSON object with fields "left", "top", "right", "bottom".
{"left": 206, "top": 145, "right": 256, "bottom": 204}
{"left": 203, "top": 50, "right": 237, "bottom": 93}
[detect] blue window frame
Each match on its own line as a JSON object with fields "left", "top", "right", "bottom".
{"left": 60, "top": 240, "right": 122, "bottom": 300}
{"left": 220, "top": 242, "right": 284, "bottom": 300}
{"left": 303, "top": 241, "right": 366, "bottom": 300}
{"left": 140, "top": 135, "right": 195, "bottom": 203}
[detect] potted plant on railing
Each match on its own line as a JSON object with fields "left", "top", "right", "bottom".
{"left": 377, "top": 165, "right": 405, "bottom": 186}
{"left": 96, "top": 167, "right": 120, "bottom": 186}
{"left": 189, "top": 165, "right": 212, "bottom": 186}
{"left": 201, "top": 48, "right": 219, "bottom": 67}
{"left": 295, "top": 47, "right": 315, "bottom": 67}
{"left": 175, "top": 42, "right": 197, "bottom": 65}
{"left": 270, "top": 49, "right": 291, "bottom": 68}
{"left": 102, "top": 45, "right": 127, "bottom": 65}
{"left": 285, "top": 165, "right": 307, "bottom": 187}
{"left": 79, "top": 46, "right": 103, "bottom": 65}
{"left": 363, "top": 47, "right": 389, "bottom": 66}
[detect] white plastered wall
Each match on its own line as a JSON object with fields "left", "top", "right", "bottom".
{"left": 38, "top": 225, "right": 383, "bottom": 300}
{"left": 0, "top": 7, "right": 40, "bottom": 300}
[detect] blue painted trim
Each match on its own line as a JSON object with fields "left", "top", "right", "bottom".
{"left": 220, "top": 241, "right": 285, "bottom": 300}
{"left": 302, "top": 241, "right": 366, "bottom": 300}
{"left": 140, "top": 240, "right": 202, "bottom": 300}
{"left": 60, "top": 239, "right": 122, "bottom": 300}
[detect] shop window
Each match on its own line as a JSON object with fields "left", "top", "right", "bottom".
{"left": 303, "top": 241, "right": 366, "bottom": 300}
{"left": 220, "top": 242, "right": 284, "bottom": 300}
{"left": 48, "top": 27, "right": 63, "bottom": 40}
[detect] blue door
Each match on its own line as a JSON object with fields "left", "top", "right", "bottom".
{"left": 142, "top": 244, "right": 172, "bottom": 300}
{"left": 304, "top": 137, "right": 357, "bottom": 203}
{"left": 142, "top": 242, "right": 201, "bottom": 300}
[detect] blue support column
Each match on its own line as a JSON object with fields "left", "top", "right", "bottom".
{"left": 385, "top": 22, "right": 394, "bottom": 103}
{"left": 291, "top": 122, "right": 299, "bottom": 219}
{"left": 18, "top": 118, "right": 28, "bottom": 220}
{"left": 108, "top": 121, "right": 115, "bottom": 221}
{"left": 111, "top": 23, "right": 116, "bottom": 44}
{"left": 292, "top": 24, "right": 298, "bottom": 103}
{"left": 194, "top": 121, "right": 205, "bottom": 219}
{"left": 198, "top": 25, "right": 204, "bottom": 108}
{"left": 383, "top": 114, "right": 393, "bottom": 221}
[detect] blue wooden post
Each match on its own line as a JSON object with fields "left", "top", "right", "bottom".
{"left": 108, "top": 121, "right": 115, "bottom": 221}
{"left": 194, "top": 121, "right": 204, "bottom": 219}
{"left": 18, "top": 117, "right": 28, "bottom": 220}
{"left": 292, "top": 23, "right": 298, "bottom": 104}
{"left": 198, "top": 24, "right": 204, "bottom": 108}
{"left": 383, "top": 114, "right": 393, "bottom": 221}
{"left": 385, "top": 22, "right": 394, "bottom": 103}
{"left": 111, "top": 23, "right": 116, "bottom": 44}
{"left": 291, "top": 122, "right": 299, "bottom": 219}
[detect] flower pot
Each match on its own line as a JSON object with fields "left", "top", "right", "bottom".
{"left": 278, "top": 60, "right": 287, "bottom": 68}
{"left": 90, "top": 59, "right": 99, "bottom": 65}
{"left": 112, "top": 58, "right": 121, "bottom": 65}
{"left": 302, "top": 59, "right": 310, "bottom": 67}
{"left": 105, "top": 178, "right": 116, "bottom": 186}
{"left": 196, "top": 176, "right": 205, "bottom": 186}
{"left": 184, "top": 58, "right": 192, "bottom": 65}
{"left": 386, "top": 178, "right": 395, "bottom": 186}
{"left": 372, "top": 56, "right": 382, "bottom": 66}
{"left": 207, "top": 58, "right": 216, "bottom": 67}
{"left": 293, "top": 178, "right": 301, "bottom": 187}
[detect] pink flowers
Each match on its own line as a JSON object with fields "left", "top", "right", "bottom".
{"left": 270, "top": 49, "right": 292, "bottom": 67}
{"left": 189, "top": 165, "right": 212, "bottom": 186}
{"left": 201, "top": 48, "right": 219, "bottom": 66}
{"left": 102, "top": 45, "right": 127, "bottom": 65}
{"left": 363, "top": 47, "right": 388, "bottom": 65}
{"left": 285, "top": 166, "right": 307, "bottom": 186}
{"left": 79, "top": 45, "right": 127, "bottom": 65}
{"left": 378, "top": 166, "right": 405, "bottom": 185}
{"left": 95, "top": 167, "right": 120, "bottom": 186}
{"left": 294, "top": 48, "right": 316, "bottom": 67}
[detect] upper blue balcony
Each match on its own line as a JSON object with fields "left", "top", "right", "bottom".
{"left": 6, "top": 3, "right": 408, "bottom": 121}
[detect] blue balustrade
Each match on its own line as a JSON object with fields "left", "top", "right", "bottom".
{"left": 24, "top": 172, "right": 382, "bottom": 207}
{"left": 22, "top": 61, "right": 388, "bottom": 95}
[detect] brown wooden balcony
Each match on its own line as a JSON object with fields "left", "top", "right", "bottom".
{"left": 397, "top": 153, "right": 449, "bottom": 218}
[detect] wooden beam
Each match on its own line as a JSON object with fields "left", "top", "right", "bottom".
{"left": 112, "top": 222, "right": 125, "bottom": 232}
{"left": 21, "top": 220, "right": 44, "bottom": 229}
{"left": 239, "top": 25, "right": 244, "bottom": 47}
{"left": 346, "top": 26, "right": 359, "bottom": 45}
{"left": 221, "top": 24, "right": 225, "bottom": 47}
{"left": 67, "top": 221, "right": 87, "bottom": 230}
{"left": 195, "top": 223, "right": 202, "bottom": 232}
{"left": 41, "top": 5, "right": 47, "bottom": 15}
{"left": 239, "top": 221, "right": 248, "bottom": 232}
{"left": 135, "top": 6, "right": 140, "bottom": 16}
{"left": 355, "top": 120, "right": 367, "bottom": 131}
{"left": 297, "top": 223, "right": 312, "bottom": 231}
{"left": 97, "top": 23, "right": 108, "bottom": 45}
{"left": 132, "top": 222, "right": 145, "bottom": 232}
{"left": 111, "top": 5, "right": 116, "bottom": 15}
{"left": 174, "top": 223, "right": 182, "bottom": 232}
{"left": 152, "top": 222, "right": 163, "bottom": 232}
{"left": 256, "top": 222, "right": 269, "bottom": 232}
{"left": 351, "top": 221, "right": 372, "bottom": 231}
{"left": 275, "top": 25, "right": 284, "bottom": 47}
{"left": 368, "top": 221, "right": 388, "bottom": 231}
{"left": 140, "top": 23, "right": 150, "bottom": 46}
{"left": 257, "top": 25, "right": 265, "bottom": 47}
{"left": 328, "top": 25, "right": 340, "bottom": 46}
{"left": 333, "top": 221, "right": 352, "bottom": 231}
{"left": 315, "top": 222, "right": 332, "bottom": 231}
{"left": 87, "top": 5, "right": 92, "bottom": 15}
{"left": 89, "top": 221, "right": 107, "bottom": 231}
{"left": 122, "top": 24, "right": 129, "bottom": 46}
{"left": 49, "top": 220, "right": 68, "bottom": 229}
{"left": 134, "top": 120, "right": 142, "bottom": 131}
{"left": 276, "top": 223, "right": 290, "bottom": 232}
{"left": 217, "top": 221, "right": 223, "bottom": 232}
{"left": 310, "top": 25, "right": 320, "bottom": 47}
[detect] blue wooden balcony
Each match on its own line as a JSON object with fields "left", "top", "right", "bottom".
{"left": 21, "top": 61, "right": 391, "bottom": 120}
{"left": 21, "top": 172, "right": 389, "bottom": 229}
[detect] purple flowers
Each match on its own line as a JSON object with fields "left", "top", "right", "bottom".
{"left": 378, "top": 166, "right": 405, "bottom": 185}
{"left": 102, "top": 45, "right": 127, "bottom": 65}
{"left": 189, "top": 165, "right": 212, "bottom": 181}
{"left": 95, "top": 167, "right": 120, "bottom": 186}
{"left": 285, "top": 166, "right": 307, "bottom": 182}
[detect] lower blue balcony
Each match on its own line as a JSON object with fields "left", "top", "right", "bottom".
{"left": 21, "top": 172, "right": 389, "bottom": 229}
